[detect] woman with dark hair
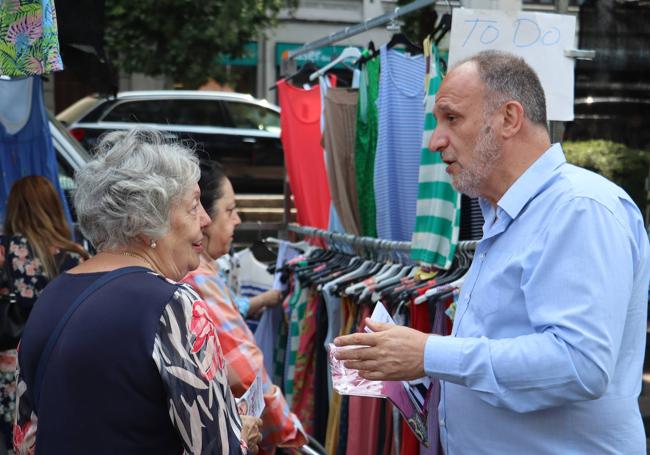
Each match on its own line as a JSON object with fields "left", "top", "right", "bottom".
{"left": 0, "top": 175, "right": 88, "bottom": 451}
{"left": 183, "top": 161, "right": 307, "bottom": 454}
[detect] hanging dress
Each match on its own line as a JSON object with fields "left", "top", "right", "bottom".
{"left": 354, "top": 51, "right": 380, "bottom": 237}
{"left": 374, "top": 45, "right": 426, "bottom": 241}
{"left": 277, "top": 79, "right": 331, "bottom": 229}
{"left": 410, "top": 38, "right": 462, "bottom": 269}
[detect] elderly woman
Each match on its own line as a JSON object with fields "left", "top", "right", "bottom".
{"left": 13, "top": 129, "right": 260, "bottom": 454}
{"left": 183, "top": 161, "right": 307, "bottom": 454}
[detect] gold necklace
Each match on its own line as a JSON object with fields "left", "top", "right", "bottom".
{"left": 121, "top": 251, "right": 156, "bottom": 272}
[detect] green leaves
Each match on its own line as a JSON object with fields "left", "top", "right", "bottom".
{"left": 104, "top": 0, "right": 290, "bottom": 88}
{"left": 564, "top": 140, "right": 650, "bottom": 214}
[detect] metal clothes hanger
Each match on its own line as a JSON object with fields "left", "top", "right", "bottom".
{"left": 309, "top": 46, "right": 362, "bottom": 82}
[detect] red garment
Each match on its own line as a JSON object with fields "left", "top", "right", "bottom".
{"left": 277, "top": 79, "right": 331, "bottom": 229}
{"left": 345, "top": 306, "right": 383, "bottom": 455}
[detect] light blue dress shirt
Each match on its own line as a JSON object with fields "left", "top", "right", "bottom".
{"left": 424, "top": 144, "right": 650, "bottom": 454}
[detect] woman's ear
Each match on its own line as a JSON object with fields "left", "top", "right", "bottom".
{"left": 500, "top": 100, "right": 525, "bottom": 139}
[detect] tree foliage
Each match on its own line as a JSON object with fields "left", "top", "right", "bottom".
{"left": 105, "top": 0, "right": 295, "bottom": 88}
{"left": 563, "top": 140, "right": 650, "bottom": 216}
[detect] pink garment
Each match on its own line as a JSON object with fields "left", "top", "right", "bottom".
{"left": 277, "top": 79, "right": 331, "bottom": 229}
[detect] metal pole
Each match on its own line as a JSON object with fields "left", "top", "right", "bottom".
{"left": 286, "top": 0, "right": 436, "bottom": 60}
{"left": 550, "top": 0, "right": 570, "bottom": 143}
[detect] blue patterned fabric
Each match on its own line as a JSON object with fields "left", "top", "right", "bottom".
{"left": 374, "top": 46, "right": 425, "bottom": 241}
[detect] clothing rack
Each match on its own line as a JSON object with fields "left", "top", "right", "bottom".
{"left": 285, "top": 0, "right": 437, "bottom": 61}
{"left": 286, "top": 223, "right": 478, "bottom": 263}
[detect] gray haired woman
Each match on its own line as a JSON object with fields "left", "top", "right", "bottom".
{"left": 13, "top": 129, "right": 261, "bottom": 454}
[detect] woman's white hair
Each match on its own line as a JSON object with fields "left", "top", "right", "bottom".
{"left": 74, "top": 128, "right": 200, "bottom": 250}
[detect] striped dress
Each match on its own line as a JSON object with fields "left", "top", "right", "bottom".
{"left": 373, "top": 45, "right": 426, "bottom": 241}
{"left": 410, "top": 39, "right": 461, "bottom": 269}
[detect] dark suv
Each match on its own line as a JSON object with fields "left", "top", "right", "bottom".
{"left": 57, "top": 91, "right": 284, "bottom": 193}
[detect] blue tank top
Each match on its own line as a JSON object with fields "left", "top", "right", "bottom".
{"left": 374, "top": 45, "right": 426, "bottom": 241}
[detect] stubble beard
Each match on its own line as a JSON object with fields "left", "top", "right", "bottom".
{"left": 452, "top": 125, "right": 501, "bottom": 198}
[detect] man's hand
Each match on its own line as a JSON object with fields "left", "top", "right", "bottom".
{"left": 333, "top": 319, "right": 431, "bottom": 381}
{"left": 240, "top": 415, "right": 262, "bottom": 454}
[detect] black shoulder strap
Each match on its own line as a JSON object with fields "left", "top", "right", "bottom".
{"left": 33, "top": 266, "right": 149, "bottom": 411}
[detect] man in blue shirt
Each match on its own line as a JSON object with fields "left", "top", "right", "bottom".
{"left": 334, "top": 50, "right": 650, "bottom": 454}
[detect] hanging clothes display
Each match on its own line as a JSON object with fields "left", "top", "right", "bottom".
{"left": 0, "top": 76, "right": 71, "bottom": 224}
{"left": 256, "top": 241, "right": 303, "bottom": 377}
{"left": 323, "top": 88, "right": 361, "bottom": 235}
{"left": 318, "top": 75, "right": 347, "bottom": 235}
{"left": 410, "top": 38, "right": 462, "bottom": 269}
{"left": 0, "top": 0, "right": 63, "bottom": 77}
{"left": 374, "top": 45, "right": 426, "bottom": 241}
{"left": 269, "top": 226, "right": 476, "bottom": 454}
{"left": 354, "top": 50, "right": 380, "bottom": 238}
{"left": 277, "top": 79, "right": 331, "bottom": 229}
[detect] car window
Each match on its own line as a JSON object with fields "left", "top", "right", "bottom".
{"left": 226, "top": 101, "right": 280, "bottom": 133}
{"left": 101, "top": 99, "right": 229, "bottom": 127}
{"left": 102, "top": 100, "right": 171, "bottom": 123}
{"left": 172, "top": 99, "right": 229, "bottom": 127}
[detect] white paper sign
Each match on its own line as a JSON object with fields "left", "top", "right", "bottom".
{"left": 449, "top": 8, "right": 576, "bottom": 121}
{"left": 236, "top": 373, "right": 265, "bottom": 418}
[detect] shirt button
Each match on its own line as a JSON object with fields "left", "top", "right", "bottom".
{"left": 439, "top": 419, "right": 446, "bottom": 427}
{"left": 480, "top": 253, "right": 486, "bottom": 259}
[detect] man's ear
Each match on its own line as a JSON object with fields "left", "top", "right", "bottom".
{"left": 500, "top": 100, "right": 525, "bottom": 139}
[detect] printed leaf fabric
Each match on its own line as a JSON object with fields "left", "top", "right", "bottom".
{"left": 154, "top": 286, "right": 246, "bottom": 454}
{"left": 0, "top": 0, "right": 63, "bottom": 77}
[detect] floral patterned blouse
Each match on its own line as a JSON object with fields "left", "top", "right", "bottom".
{"left": 1, "top": 234, "right": 83, "bottom": 305}
{"left": 0, "top": 234, "right": 82, "bottom": 449}
{"left": 0, "top": 0, "right": 63, "bottom": 77}
{"left": 13, "top": 271, "right": 247, "bottom": 454}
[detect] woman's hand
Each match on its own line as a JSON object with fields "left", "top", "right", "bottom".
{"left": 240, "top": 415, "right": 262, "bottom": 454}
{"left": 248, "top": 289, "right": 283, "bottom": 317}
{"left": 262, "top": 289, "right": 283, "bottom": 307}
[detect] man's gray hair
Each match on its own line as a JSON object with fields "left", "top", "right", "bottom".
{"left": 457, "top": 50, "right": 547, "bottom": 128}
{"left": 74, "top": 128, "right": 200, "bottom": 250}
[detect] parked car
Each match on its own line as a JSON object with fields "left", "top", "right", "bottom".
{"left": 57, "top": 90, "right": 284, "bottom": 193}
{"left": 49, "top": 111, "right": 92, "bottom": 223}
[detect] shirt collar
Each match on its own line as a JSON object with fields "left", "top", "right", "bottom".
{"left": 491, "top": 143, "right": 566, "bottom": 221}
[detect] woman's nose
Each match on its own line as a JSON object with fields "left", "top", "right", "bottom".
{"left": 199, "top": 205, "right": 211, "bottom": 227}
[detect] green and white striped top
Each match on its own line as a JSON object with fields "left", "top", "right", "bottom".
{"left": 410, "top": 38, "right": 461, "bottom": 269}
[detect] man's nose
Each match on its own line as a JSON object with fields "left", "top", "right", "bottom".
{"left": 428, "top": 129, "right": 447, "bottom": 153}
